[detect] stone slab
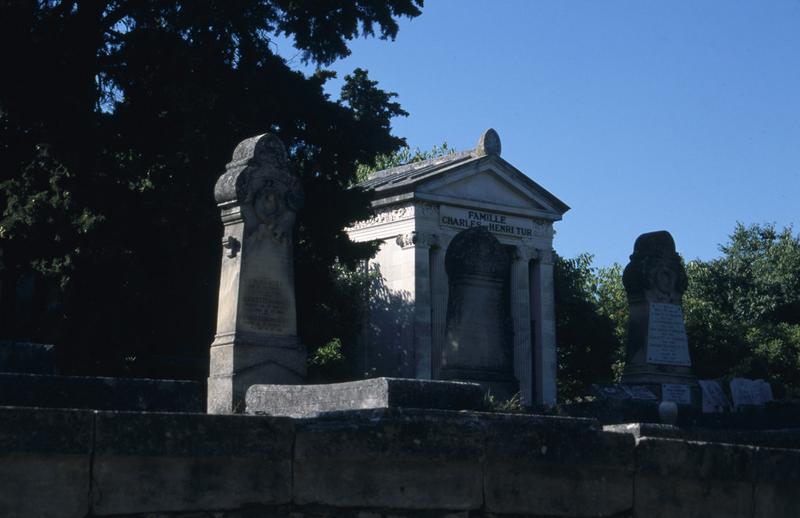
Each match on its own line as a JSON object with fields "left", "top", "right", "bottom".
{"left": 0, "top": 372, "right": 204, "bottom": 412}
{"left": 0, "top": 406, "right": 93, "bottom": 518}
{"left": 730, "top": 378, "right": 773, "bottom": 408}
{"left": 483, "top": 413, "right": 634, "bottom": 516}
{"left": 661, "top": 383, "right": 692, "bottom": 404}
{"left": 0, "top": 340, "right": 56, "bottom": 374}
{"left": 604, "top": 422, "right": 800, "bottom": 449}
{"left": 634, "top": 437, "right": 756, "bottom": 518}
{"left": 646, "top": 303, "right": 691, "bottom": 366}
{"left": 294, "top": 409, "right": 484, "bottom": 510}
{"left": 92, "top": 411, "right": 294, "bottom": 515}
{"left": 246, "top": 377, "right": 485, "bottom": 417}
{"left": 699, "top": 379, "right": 731, "bottom": 413}
{"left": 753, "top": 446, "right": 800, "bottom": 518}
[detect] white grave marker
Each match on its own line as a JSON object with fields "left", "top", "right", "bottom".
{"left": 698, "top": 379, "right": 731, "bottom": 413}
{"left": 646, "top": 303, "right": 691, "bottom": 366}
{"left": 730, "top": 378, "right": 773, "bottom": 408}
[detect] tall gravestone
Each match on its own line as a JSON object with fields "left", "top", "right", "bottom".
{"left": 621, "top": 231, "right": 698, "bottom": 404}
{"left": 208, "top": 133, "right": 306, "bottom": 414}
{"left": 439, "top": 226, "right": 516, "bottom": 398}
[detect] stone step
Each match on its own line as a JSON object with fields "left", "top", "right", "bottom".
{"left": 0, "top": 372, "right": 204, "bottom": 412}
{"left": 246, "top": 377, "right": 486, "bottom": 418}
{"left": 0, "top": 340, "right": 56, "bottom": 375}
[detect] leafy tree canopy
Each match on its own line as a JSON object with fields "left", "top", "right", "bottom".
{"left": 556, "top": 223, "right": 800, "bottom": 400}
{"left": 0, "top": 0, "right": 422, "bottom": 377}
{"left": 355, "top": 141, "right": 454, "bottom": 182}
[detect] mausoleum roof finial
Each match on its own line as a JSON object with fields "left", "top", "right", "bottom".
{"left": 476, "top": 128, "right": 501, "bottom": 157}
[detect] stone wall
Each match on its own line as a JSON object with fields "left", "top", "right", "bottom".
{"left": 1, "top": 406, "right": 798, "bottom": 518}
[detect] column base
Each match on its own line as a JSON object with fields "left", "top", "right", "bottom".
{"left": 207, "top": 333, "right": 306, "bottom": 414}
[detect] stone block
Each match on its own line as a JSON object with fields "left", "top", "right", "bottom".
{"left": 634, "top": 437, "right": 756, "bottom": 518}
{"left": 0, "top": 340, "right": 56, "bottom": 374}
{"left": 92, "top": 411, "right": 293, "bottom": 515}
{"left": 605, "top": 422, "right": 800, "bottom": 449}
{"left": 0, "top": 407, "right": 93, "bottom": 518}
{"left": 483, "top": 413, "right": 634, "bottom": 516}
{"left": 294, "top": 409, "right": 484, "bottom": 510}
{"left": 753, "top": 446, "right": 800, "bottom": 518}
{"left": 246, "top": 377, "right": 485, "bottom": 417}
{"left": 0, "top": 372, "right": 204, "bottom": 411}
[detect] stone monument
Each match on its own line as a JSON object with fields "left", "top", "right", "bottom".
{"left": 208, "top": 133, "right": 306, "bottom": 414}
{"left": 439, "top": 226, "right": 516, "bottom": 398}
{"left": 620, "top": 231, "right": 698, "bottom": 405}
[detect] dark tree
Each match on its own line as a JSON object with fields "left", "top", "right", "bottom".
{"left": 0, "top": 0, "right": 422, "bottom": 378}
{"left": 553, "top": 253, "right": 620, "bottom": 400}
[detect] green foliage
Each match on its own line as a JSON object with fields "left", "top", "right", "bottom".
{"left": 0, "top": 0, "right": 422, "bottom": 377}
{"left": 484, "top": 391, "right": 524, "bottom": 413}
{"left": 556, "top": 223, "right": 800, "bottom": 399}
{"left": 593, "top": 264, "right": 627, "bottom": 380}
{"left": 683, "top": 223, "right": 800, "bottom": 396}
{"left": 355, "top": 142, "right": 454, "bottom": 182}
{"left": 310, "top": 337, "right": 345, "bottom": 366}
{"left": 304, "top": 262, "right": 376, "bottom": 382}
{"left": 308, "top": 337, "right": 348, "bottom": 381}
{"left": 553, "top": 253, "right": 621, "bottom": 401}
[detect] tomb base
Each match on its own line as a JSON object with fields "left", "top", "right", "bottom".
{"left": 208, "top": 334, "right": 306, "bottom": 414}
{"left": 245, "top": 377, "right": 485, "bottom": 417}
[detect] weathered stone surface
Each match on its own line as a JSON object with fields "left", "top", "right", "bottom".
{"left": 621, "top": 231, "right": 698, "bottom": 401}
{"left": 294, "top": 409, "right": 484, "bottom": 510}
{"left": 0, "top": 372, "right": 204, "bottom": 411}
{"left": 247, "top": 377, "right": 485, "bottom": 417}
{"left": 92, "top": 411, "right": 293, "bottom": 515}
{"left": 699, "top": 379, "right": 731, "bottom": 413}
{"left": 605, "top": 422, "right": 800, "bottom": 449}
{"left": 483, "top": 413, "right": 634, "bottom": 516}
{"left": 0, "top": 340, "right": 56, "bottom": 374}
{"left": 475, "top": 128, "right": 502, "bottom": 156}
{"left": 730, "top": 377, "right": 774, "bottom": 409}
{"left": 440, "top": 226, "right": 515, "bottom": 397}
{"left": 0, "top": 407, "right": 92, "bottom": 518}
{"left": 634, "top": 437, "right": 756, "bottom": 518}
{"left": 753, "top": 446, "right": 800, "bottom": 518}
{"left": 209, "top": 133, "right": 306, "bottom": 414}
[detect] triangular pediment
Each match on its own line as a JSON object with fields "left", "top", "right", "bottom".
{"left": 415, "top": 156, "right": 567, "bottom": 217}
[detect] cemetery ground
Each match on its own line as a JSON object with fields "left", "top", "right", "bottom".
{"left": 2, "top": 4, "right": 800, "bottom": 516}
{"left": 1, "top": 133, "right": 799, "bottom": 518}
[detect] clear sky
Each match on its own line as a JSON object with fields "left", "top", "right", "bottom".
{"left": 277, "top": 0, "right": 800, "bottom": 267}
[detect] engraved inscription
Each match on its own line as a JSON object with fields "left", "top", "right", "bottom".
{"left": 646, "top": 303, "right": 691, "bottom": 366}
{"left": 661, "top": 383, "right": 692, "bottom": 404}
{"left": 621, "top": 384, "right": 658, "bottom": 400}
{"left": 242, "top": 279, "right": 288, "bottom": 332}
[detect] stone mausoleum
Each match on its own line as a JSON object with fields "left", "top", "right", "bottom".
{"left": 347, "top": 129, "right": 569, "bottom": 406}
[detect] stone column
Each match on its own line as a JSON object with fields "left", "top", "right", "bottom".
{"left": 531, "top": 249, "right": 557, "bottom": 406}
{"left": 397, "top": 231, "right": 437, "bottom": 379}
{"left": 208, "top": 133, "right": 306, "bottom": 414}
{"left": 429, "top": 240, "right": 448, "bottom": 380}
{"left": 510, "top": 246, "right": 535, "bottom": 406}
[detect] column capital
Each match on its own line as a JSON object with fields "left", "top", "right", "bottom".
{"left": 537, "top": 248, "right": 554, "bottom": 265}
{"left": 512, "top": 245, "right": 538, "bottom": 262}
{"left": 396, "top": 231, "right": 438, "bottom": 250}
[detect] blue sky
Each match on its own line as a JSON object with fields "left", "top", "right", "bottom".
{"left": 277, "top": 1, "right": 800, "bottom": 267}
